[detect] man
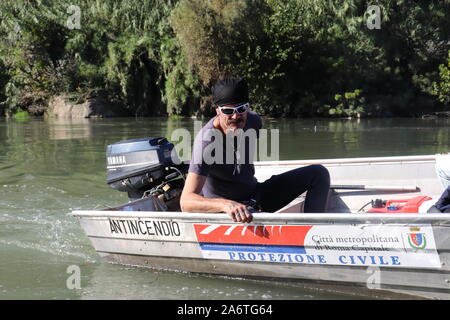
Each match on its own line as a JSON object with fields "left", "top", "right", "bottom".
{"left": 180, "top": 78, "right": 330, "bottom": 223}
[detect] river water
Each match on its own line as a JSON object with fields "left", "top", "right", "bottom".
{"left": 0, "top": 117, "right": 449, "bottom": 300}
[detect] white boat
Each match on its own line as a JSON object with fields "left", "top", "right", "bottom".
{"left": 70, "top": 153, "right": 450, "bottom": 300}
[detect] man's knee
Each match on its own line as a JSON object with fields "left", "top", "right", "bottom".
{"left": 310, "top": 164, "right": 330, "bottom": 183}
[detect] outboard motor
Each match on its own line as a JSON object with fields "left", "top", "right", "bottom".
{"left": 106, "top": 137, "right": 187, "bottom": 207}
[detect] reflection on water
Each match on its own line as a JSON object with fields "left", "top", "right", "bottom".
{"left": 78, "top": 262, "right": 356, "bottom": 300}
{"left": 0, "top": 117, "right": 449, "bottom": 300}
{"left": 266, "top": 118, "right": 450, "bottom": 159}
{"left": 48, "top": 118, "right": 93, "bottom": 141}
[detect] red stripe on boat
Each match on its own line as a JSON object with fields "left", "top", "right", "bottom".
{"left": 194, "top": 224, "right": 313, "bottom": 246}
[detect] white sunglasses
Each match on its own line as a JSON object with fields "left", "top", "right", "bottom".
{"left": 218, "top": 102, "right": 250, "bottom": 116}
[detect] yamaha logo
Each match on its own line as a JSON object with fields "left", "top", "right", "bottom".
{"left": 107, "top": 155, "right": 127, "bottom": 166}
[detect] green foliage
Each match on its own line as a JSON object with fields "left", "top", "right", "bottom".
{"left": 12, "top": 110, "right": 30, "bottom": 121}
{"left": 0, "top": 60, "right": 9, "bottom": 116}
{"left": 431, "top": 51, "right": 450, "bottom": 106}
{"left": 0, "top": 1, "right": 68, "bottom": 115}
{"left": 0, "top": 0, "right": 448, "bottom": 117}
{"left": 170, "top": 0, "right": 305, "bottom": 115}
{"left": 325, "top": 90, "right": 366, "bottom": 117}
{"left": 0, "top": 0, "right": 179, "bottom": 116}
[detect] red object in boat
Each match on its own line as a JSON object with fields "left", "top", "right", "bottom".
{"left": 367, "top": 196, "right": 432, "bottom": 213}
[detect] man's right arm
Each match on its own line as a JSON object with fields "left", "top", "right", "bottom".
{"left": 180, "top": 172, "right": 253, "bottom": 223}
{"left": 180, "top": 172, "right": 227, "bottom": 213}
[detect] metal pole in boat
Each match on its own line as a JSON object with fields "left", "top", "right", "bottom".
{"left": 330, "top": 185, "right": 418, "bottom": 192}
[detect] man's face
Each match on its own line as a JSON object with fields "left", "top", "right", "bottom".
{"left": 216, "top": 102, "right": 249, "bottom": 132}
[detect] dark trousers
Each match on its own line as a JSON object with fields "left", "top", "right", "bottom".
{"left": 255, "top": 165, "right": 330, "bottom": 213}
{"left": 429, "top": 186, "right": 450, "bottom": 213}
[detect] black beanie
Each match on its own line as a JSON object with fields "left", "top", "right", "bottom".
{"left": 212, "top": 78, "right": 249, "bottom": 106}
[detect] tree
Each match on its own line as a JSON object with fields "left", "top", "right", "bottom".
{"left": 0, "top": 0, "right": 448, "bottom": 118}
{"left": 431, "top": 50, "right": 450, "bottom": 106}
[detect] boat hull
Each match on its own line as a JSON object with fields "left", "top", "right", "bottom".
{"left": 71, "top": 154, "right": 450, "bottom": 299}
{"left": 71, "top": 210, "right": 450, "bottom": 299}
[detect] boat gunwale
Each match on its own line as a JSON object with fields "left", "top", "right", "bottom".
{"left": 254, "top": 154, "right": 437, "bottom": 167}
{"left": 71, "top": 153, "right": 447, "bottom": 224}
{"left": 69, "top": 211, "right": 450, "bottom": 226}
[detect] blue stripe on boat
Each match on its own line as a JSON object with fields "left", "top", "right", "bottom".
{"left": 199, "top": 243, "right": 306, "bottom": 254}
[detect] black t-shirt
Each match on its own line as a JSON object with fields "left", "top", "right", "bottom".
{"left": 188, "top": 111, "right": 262, "bottom": 201}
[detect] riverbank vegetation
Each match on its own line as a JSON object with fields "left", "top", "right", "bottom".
{"left": 0, "top": 0, "right": 448, "bottom": 118}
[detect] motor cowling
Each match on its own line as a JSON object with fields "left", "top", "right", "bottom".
{"left": 106, "top": 137, "right": 184, "bottom": 201}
